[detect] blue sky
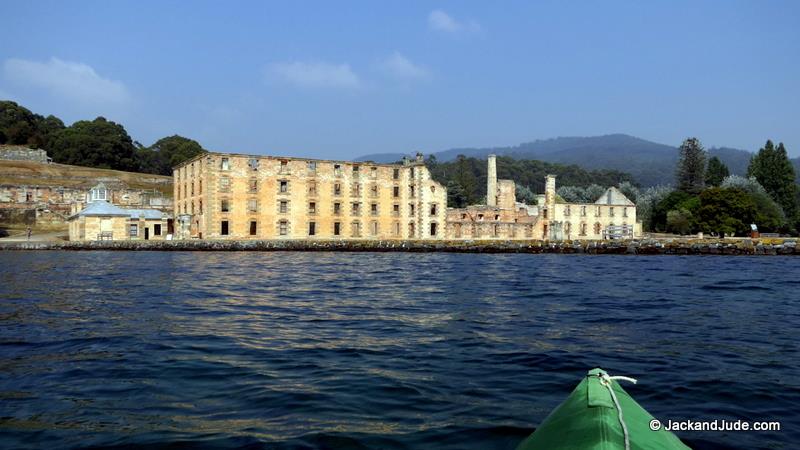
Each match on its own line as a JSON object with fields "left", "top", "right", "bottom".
{"left": 1, "top": 1, "right": 798, "bottom": 158}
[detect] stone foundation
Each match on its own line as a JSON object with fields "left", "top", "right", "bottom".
{"left": 1, "top": 239, "right": 797, "bottom": 255}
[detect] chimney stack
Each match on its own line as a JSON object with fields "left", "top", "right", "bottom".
{"left": 545, "top": 174, "right": 556, "bottom": 213}
{"left": 487, "top": 154, "right": 497, "bottom": 206}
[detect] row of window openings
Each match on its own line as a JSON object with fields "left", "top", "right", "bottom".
{"left": 219, "top": 157, "right": 410, "bottom": 180}
{"left": 567, "top": 222, "right": 628, "bottom": 236}
{"left": 129, "top": 223, "right": 162, "bottom": 237}
{"left": 218, "top": 179, "right": 422, "bottom": 199}
{"left": 219, "top": 220, "right": 438, "bottom": 237}
{"left": 453, "top": 223, "right": 534, "bottom": 238}
{"left": 462, "top": 213, "right": 502, "bottom": 221}
{"left": 180, "top": 162, "right": 415, "bottom": 183}
{"left": 450, "top": 222, "right": 627, "bottom": 238}
{"left": 183, "top": 180, "right": 202, "bottom": 197}
{"left": 215, "top": 200, "right": 438, "bottom": 216}
{"left": 563, "top": 206, "right": 629, "bottom": 218}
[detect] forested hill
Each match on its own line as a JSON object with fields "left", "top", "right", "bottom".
{"left": 0, "top": 100, "right": 205, "bottom": 176}
{"left": 426, "top": 155, "right": 636, "bottom": 207}
{"left": 358, "top": 134, "right": 798, "bottom": 187}
{"left": 5, "top": 98, "right": 797, "bottom": 187}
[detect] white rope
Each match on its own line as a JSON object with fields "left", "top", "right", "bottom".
{"left": 608, "top": 375, "right": 638, "bottom": 385}
{"left": 599, "top": 372, "right": 638, "bottom": 450}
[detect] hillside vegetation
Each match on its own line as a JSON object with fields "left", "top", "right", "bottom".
{"left": 637, "top": 139, "right": 799, "bottom": 235}
{"left": 0, "top": 160, "right": 172, "bottom": 195}
{"left": 425, "top": 154, "right": 635, "bottom": 207}
{"left": 359, "top": 134, "right": 800, "bottom": 187}
{"left": 0, "top": 101, "right": 205, "bottom": 176}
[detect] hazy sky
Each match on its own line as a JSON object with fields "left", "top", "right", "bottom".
{"left": 1, "top": 1, "right": 798, "bottom": 158}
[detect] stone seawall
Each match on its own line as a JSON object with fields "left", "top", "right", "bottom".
{"left": 1, "top": 239, "right": 798, "bottom": 255}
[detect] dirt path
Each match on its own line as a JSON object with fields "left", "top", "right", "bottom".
{"left": 0, "top": 231, "right": 67, "bottom": 242}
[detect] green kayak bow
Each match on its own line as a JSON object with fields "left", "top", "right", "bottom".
{"left": 516, "top": 368, "right": 690, "bottom": 450}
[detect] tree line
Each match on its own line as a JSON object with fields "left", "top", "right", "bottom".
{"left": 0, "top": 101, "right": 205, "bottom": 176}
{"left": 425, "top": 154, "right": 637, "bottom": 208}
{"left": 636, "top": 138, "right": 799, "bottom": 236}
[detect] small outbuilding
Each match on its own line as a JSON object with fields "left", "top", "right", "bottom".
{"left": 68, "top": 200, "right": 170, "bottom": 241}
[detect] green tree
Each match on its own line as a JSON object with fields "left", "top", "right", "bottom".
{"left": 516, "top": 185, "right": 536, "bottom": 204}
{"left": 446, "top": 180, "right": 468, "bottom": 207}
{"left": 747, "top": 140, "right": 798, "bottom": 220}
{"left": 136, "top": 135, "right": 206, "bottom": 175}
{"left": 720, "top": 175, "right": 786, "bottom": 232}
{"left": 676, "top": 137, "right": 707, "bottom": 194}
{"left": 666, "top": 209, "right": 694, "bottom": 235}
{"left": 556, "top": 184, "right": 607, "bottom": 203}
{"left": 0, "top": 101, "right": 64, "bottom": 148}
{"left": 617, "top": 181, "right": 640, "bottom": 203}
{"left": 696, "top": 187, "right": 758, "bottom": 237}
{"left": 557, "top": 185, "right": 586, "bottom": 203}
{"left": 651, "top": 191, "right": 693, "bottom": 232}
{"left": 584, "top": 184, "right": 606, "bottom": 202}
{"left": 637, "top": 185, "right": 672, "bottom": 231}
{"left": 426, "top": 154, "right": 438, "bottom": 168}
{"left": 453, "top": 155, "right": 479, "bottom": 204}
{"left": 48, "top": 117, "right": 138, "bottom": 171}
{"left": 705, "top": 156, "right": 729, "bottom": 186}
{"left": 427, "top": 154, "right": 637, "bottom": 206}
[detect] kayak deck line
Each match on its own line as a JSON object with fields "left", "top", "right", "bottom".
{"left": 596, "top": 371, "right": 638, "bottom": 450}
{"left": 516, "top": 368, "right": 691, "bottom": 450}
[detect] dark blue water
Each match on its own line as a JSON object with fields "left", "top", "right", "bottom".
{"left": 0, "top": 252, "right": 798, "bottom": 449}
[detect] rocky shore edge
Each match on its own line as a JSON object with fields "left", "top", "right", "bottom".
{"left": 1, "top": 239, "right": 798, "bottom": 255}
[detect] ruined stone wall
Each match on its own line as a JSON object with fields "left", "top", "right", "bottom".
{"left": 174, "top": 153, "right": 447, "bottom": 240}
{"left": 497, "top": 180, "right": 516, "bottom": 210}
{"left": 0, "top": 208, "right": 36, "bottom": 225}
{"left": 445, "top": 205, "right": 540, "bottom": 240}
{"left": 1, "top": 185, "right": 85, "bottom": 226}
{"left": 0, "top": 146, "right": 51, "bottom": 164}
{"left": 0, "top": 184, "right": 172, "bottom": 227}
{"left": 444, "top": 171, "right": 645, "bottom": 241}
{"left": 414, "top": 164, "right": 447, "bottom": 239}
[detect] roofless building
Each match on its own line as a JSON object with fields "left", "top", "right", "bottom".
{"left": 172, "top": 151, "right": 640, "bottom": 242}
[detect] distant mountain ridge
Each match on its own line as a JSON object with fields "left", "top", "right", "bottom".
{"left": 357, "top": 134, "right": 798, "bottom": 187}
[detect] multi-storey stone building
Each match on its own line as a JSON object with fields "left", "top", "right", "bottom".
{"left": 173, "top": 152, "right": 447, "bottom": 240}
{"left": 173, "top": 150, "right": 640, "bottom": 242}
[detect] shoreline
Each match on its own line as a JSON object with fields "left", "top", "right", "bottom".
{"left": 1, "top": 238, "right": 797, "bottom": 255}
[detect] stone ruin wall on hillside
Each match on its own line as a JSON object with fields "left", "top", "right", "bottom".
{"left": 0, "top": 146, "right": 52, "bottom": 164}
{"left": 0, "top": 184, "right": 173, "bottom": 226}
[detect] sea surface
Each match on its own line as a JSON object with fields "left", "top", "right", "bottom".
{"left": 0, "top": 252, "right": 798, "bottom": 450}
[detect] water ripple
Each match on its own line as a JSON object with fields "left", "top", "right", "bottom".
{"left": 0, "top": 252, "right": 798, "bottom": 449}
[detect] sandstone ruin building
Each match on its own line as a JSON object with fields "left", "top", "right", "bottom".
{"left": 173, "top": 151, "right": 640, "bottom": 241}
{"left": 448, "top": 154, "right": 641, "bottom": 240}
{"left": 173, "top": 152, "right": 447, "bottom": 240}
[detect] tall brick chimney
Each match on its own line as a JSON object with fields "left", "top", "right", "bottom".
{"left": 487, "top": 154, "right": 497, "bottom": 206}
{"left": 545, "top": 174, "right": 557, "bottom": 239}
